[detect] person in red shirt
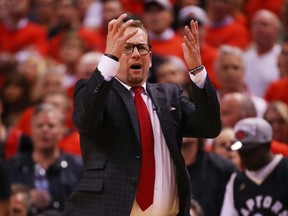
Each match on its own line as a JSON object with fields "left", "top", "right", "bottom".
{"left": 142, "top": 0, "right": 184, "bottom": 61}
{"left": 204, "top": 0, "right": 251, "bottom": 49}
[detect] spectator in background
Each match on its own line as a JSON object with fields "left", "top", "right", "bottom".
{"left": 243, "top": 9, "right": 281, "bottom": 97}
{"left": 177, "top": 5, "right": 220, "bottom": 89}
{"left": 85, "top": 0, "right": 125, "bottom": 53}
{"left": 215, "top": 45, "right": 267, "bottom": 117}
{"left": 1, "top": 72, "right": 32, "bottom": 127}
{"left": 220, "top": 92, "right": 257, "bottom": 128}
{"left": 264, "top": 40, "right": 288, "bottom": 105}
{"left": 16, "top": 65, "right": 67, "bottom": 137}
{"left": 0, "top": 0, "right": 47, "bottom": 55}
{"left": 281, "top": 0, "right": 288, "bottom": 39}
{"left": 67, "top": 51, "right": 103, "bottom": 98}
{"left": 30, "top": 0, "right": 57, "bottom": 31}
{"left": 181, "top": 137, "right": 236, "bottom": 216}
{"left": 17, "top": 52, "right": 48, "bottom": 103}
{"left": 58, "top": 32, "right": 86, "bottom": 89}
{"left": 78, "top": 0, "right": 103, "bottom": 30}
{"left": 155, "top": 56, "right": 190, "bottom": 97}
{"left": 244, "top": 0, "right": 283, "bottom": 21}
{"left": 0, "top": 94, "right": 32, "bottom": 160}
{"left": 0, "top": 158, "right": 11, "bottom": 216}
{"left": 221, "top": 117, "right": 288, "bottom": 215}
{"left": 47, "top": 0, "right": 101, "bottom": 61}
{"left": 142, "top": 0, "right": 184, "bottom": 61}
{"left": 5, "top": 103, "right": 83, "bottom": 214}
{"left": 9, "top": 184, "right": 32, "bottom": 216}
{"left": 204, "top": 0, "right": 250, "bottom": 49}
{"left": 212, "top": 128, "right": 241, "bottom": 170}
{"left": 264, "top": 101, "right": 288, "bottom": 145}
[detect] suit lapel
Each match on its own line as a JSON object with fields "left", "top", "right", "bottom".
{"left": 112, "top": 79, "right": 141, "bottom": 144}
{"left": 146, "top": 83, "right": 173, "bottom": 139}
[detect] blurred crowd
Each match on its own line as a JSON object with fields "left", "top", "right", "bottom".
{"left": 0, "top": 0, "right": 288, "bottom": 215}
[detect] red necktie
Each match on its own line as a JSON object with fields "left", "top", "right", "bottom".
{"left": 132, "top": 87, "right": 155, "bottom": 211}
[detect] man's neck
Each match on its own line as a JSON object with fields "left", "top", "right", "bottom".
{"left": 32, "top": 148, "right": 60, "bottom": 170}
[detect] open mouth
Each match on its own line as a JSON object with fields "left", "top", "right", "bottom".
{"left": 130, "top": 64, "right": 142, "bottom": 70}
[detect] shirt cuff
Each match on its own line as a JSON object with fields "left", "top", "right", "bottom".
{"left": 189, "top": 67, "right": 207, "bottom": 89}
{"left": 98, "top": 55, "right": 120, "bottom": 81}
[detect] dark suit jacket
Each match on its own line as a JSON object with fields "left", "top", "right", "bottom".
{"left": 64, "top": 69, "right": 221, "bottom": 216}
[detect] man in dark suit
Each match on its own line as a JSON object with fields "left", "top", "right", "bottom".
{"left": 64, "top": 13, "right": 221, "bottom": 216}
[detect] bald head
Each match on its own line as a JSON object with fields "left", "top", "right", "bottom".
{"left": 251, "top": 10, "right": 281, "bottom": 53}
{"left": 220, "top": 93, "right": 257, "bottom": 128}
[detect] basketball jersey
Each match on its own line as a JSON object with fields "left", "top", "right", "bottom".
{"left": 233, "top": 158, "right": 288, "bottom": 215}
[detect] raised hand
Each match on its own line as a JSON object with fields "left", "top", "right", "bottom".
{"left": 104, "top": 14, "right": 138, "bottom": 59}
{"left": 182, "top": 20, "right": 202, "bottom": 71}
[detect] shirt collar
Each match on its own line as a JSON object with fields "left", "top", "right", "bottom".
{"left": 115, "top": 77, "right": 147, "bottom": 94}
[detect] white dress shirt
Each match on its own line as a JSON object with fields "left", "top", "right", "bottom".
{"left": 98, "top": 55, "right": 207, "bottom": 215}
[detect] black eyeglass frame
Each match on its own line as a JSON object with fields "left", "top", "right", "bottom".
{"left": 123, "top": 43, "right": 152, "bottom": 55}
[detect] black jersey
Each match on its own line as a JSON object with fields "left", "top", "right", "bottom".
{"left": 233, "top": 157, "right": 288, "bottom": 216}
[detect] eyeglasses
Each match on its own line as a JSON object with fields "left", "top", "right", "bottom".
{"left": 123, "top": 43, "right": 151, "bottom": 55}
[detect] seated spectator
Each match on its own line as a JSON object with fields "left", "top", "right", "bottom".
{"left": 264, "top": 40, "right": 288, "bottom": 105}
{"left": 245, "top": 0, "right": 283, "bottom": 20}
{"left": 1, "top": 72, "right": 32, "bottom": 127}
{"left": 0, "top": 0, "right": 47, "bottom": 55}
{"left": 204, "top": 0, "right": 250, "bottom": 49}
{"left": 142, "top": 0, "right": 184, "bottom": 61}
{"left": 155, "top": 56, "right": 189, "bottom": 97}
{"left": 212, "top": 128, "right": 241, "bottom": 170}
{"left": 9, "top": 183, "right": 32, "bottom": 216}
{"left": 5, "top": 103, "right": 83, "bottom": 213}
{"left": 243, "top": 9, "right": 281, "bottom": 97}
{"left": 47, "top": 0, "right": 102, "bottom": 61}
{"left": 263, "top": 101, "right": 288, "bottom": 144}
{"left": 215, "top": 45, "right": 267, "bottom": 117}
{"left": 0, "top": 94, "right": 32, "bottom": 160}
{"left": 181, "top": 137, "right": 236, "bottom": 216}
{"left": 220, "top": 92, "right": 257, "bottom": 128}
{"left": 221, "top": 117, "right": 288, "bottom": 215}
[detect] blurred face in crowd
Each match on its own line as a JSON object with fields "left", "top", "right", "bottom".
{"left": 278, "top": 42, "right": 288, "bottom": 78}
{"left": 206, "top": 0, "right": 233, "bottom": 22}
{"left": 216, "top": 52, "right": 244, "bottom": 93}
{"left": 117, "top": 26, "right": 152, "bottom": 87}
{"left": 9, "top": 190, "right": 30, "bottom": 216}
{"left": 143, "top": 3, "right": 174, "bottom": 35}
{"left": 102, "top": 0, "right": 124, "bottom": 27}
{"left": 264, "top": 107, "right": 288, "bottom": 143}
{"left": 41, "top": 72, "right": 66, "bottom": 95}
{"left": 59, "top": 35, "right": 84, "bottom": 66}
{"left": 251, "top": 10, "right": 280, "bottom": 51}
{"left": 31, "top": 109, "right": 64, "bottom": 152}
{"left": 7, "top": 0, "right": 29, "bottom": 17}
{"left": 220, "top": 95, "right": 243, "bottom": 128}
{"left": 34, "top": 0, "right": 55, "bottom": 24}
{"left": 213, "top": 128, "right": 241, "bottom": 169}
{"left": 156, "top": 61, "right": 187, "bottom": 87}
{"left": 55, "top": 0, "right": 79, "bottom": 28}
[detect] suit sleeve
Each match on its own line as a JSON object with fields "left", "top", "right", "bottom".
{"left": 182, "top": 75, "right": 221, "bottom": 138}
{"left": 72, "top": 70, "right": 113, "bottom": 133}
